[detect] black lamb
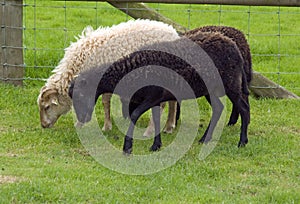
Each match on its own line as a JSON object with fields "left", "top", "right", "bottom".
{"left": 69, "top": 34, "right": 250, "bottom": 154}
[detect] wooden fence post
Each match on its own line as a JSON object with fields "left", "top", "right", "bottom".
{"left": 107, "top": 1, "right": 187, "bottom": 34}
{"left": 0, "top": 0, "right": 24, "bottom": 86}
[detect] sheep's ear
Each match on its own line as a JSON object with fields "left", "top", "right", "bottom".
{"left": 51, "top": 98, "right": 59, "bottom": 106}
{"left": 41, "top": 87, "right": 58, "bottom": 99}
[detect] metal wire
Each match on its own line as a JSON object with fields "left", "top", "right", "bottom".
{"left": 277, "top": 7, "right": 281, "bottom": 84}
{"left": 1, "top": 1, "right": 299, "bottom": 95}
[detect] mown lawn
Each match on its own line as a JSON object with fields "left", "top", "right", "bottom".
{"left": 0, "top": 1, "right": 299, "bottom": 203}
{"left": 0, "top": 83, "right": 299, "bottom": 203}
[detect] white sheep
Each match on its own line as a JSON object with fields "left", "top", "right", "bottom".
{"left": 37, "top": 19, "right": 180, "bottom": 131}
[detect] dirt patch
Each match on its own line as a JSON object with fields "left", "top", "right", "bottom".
{"left": 0, "top": 153, "right": 18, "bottom": 157}
{"left": 0, "top": 175, "right": 20, "bottom": 184}
{"left": 74, "top": 148, "right": 90, "bottom": 157}
{"left": 0, "top": 126, "right": 7, "bottom": 133}
{"left": 279, "top": 126, "right": 300, "bottom": 135}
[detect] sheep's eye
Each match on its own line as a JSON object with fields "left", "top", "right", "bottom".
{"left": 44, "top": 106, "right": 50, "bottom": 111}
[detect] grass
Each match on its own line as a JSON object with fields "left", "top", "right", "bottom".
{"left": 0, "top": 84, "right": 299, "bottom": 203}
{"left": 0, "top": 1, "right": 299, "bottom": 203}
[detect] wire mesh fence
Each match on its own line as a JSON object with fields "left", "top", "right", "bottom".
{"left": 1, "top": 0, "right": 300, "bottom": 96}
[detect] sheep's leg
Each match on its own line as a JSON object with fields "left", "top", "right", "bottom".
{"left": 228, "top": 93, "right": 250, "bottom": 126}
{"left": 123, "top": 107, "right": 145, "bottom": 155}
{"left": 102, "top": 93, "right": 112, "bottom": 131}
{"left": 143, "top": 102, "right": 166, "bottom": 137}
{"left": 238, "top": 70, "right": 250, "bottom": 127}
{"left": 144, "top": 100, "right": 177, "bottom": 136}
{"left": 120, "top": 97, "right": 129, "bottom": 119}
{"left": 123, "top": 98, "right": 162, "bottom": 154}
{"left": 243, "top": 93, "right": 250, "bottom": 125}
{"left": 199, "top": 96, "right": 224, "bottom": 144}
{"left": 150, "top": 105, "right": 162, "bottom": 151}
{"left": 228, "top": 104, "right": 239, "bottom": 126}
{"left": 205, "top": 95, "right": 239, "bottom": 126}
{"left": 237, "top": 97, "right": 250, "bottom": 147}
{"left": 163, "top": 101, "right": 177, "bottom": 134}
{"left": 143, "top": 119, "right": 154, "bottom": 137}
{"left": 227, "top": 93, "right": 250, "bottom": 126}
{"left": 205, "top": 95, "right": 211, "bottom": 104}
{"left": 175, "top": 101, "right": 181, "bottom": 125}
{"left": 225, "top": 93, "right": 250, "bottom": 147}
{"left": 123, "top": 125, "right": 134, "bottom": 155}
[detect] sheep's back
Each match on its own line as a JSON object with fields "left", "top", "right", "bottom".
{"left": 184, "top": 31, "right": 244, "bottom": 95}
{"left": 99, "top": 34, "right": 244, "bottom": 100}
{"left": 187, "top": 26, "right": 252, "bottom": 83}
{"left": 47, "top": 19, "right": 180, "bottom": 96}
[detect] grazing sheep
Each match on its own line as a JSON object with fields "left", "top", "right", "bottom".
{"left": 69, "top": 33, "right": 250, "bottom": 155}
{"left": 37, "top": 19, "right": 180, "bottom": 130}
{"left": 190, "top": 25, "right": 252, "bottom": 126}
{"left": 141, "top": 25, "right": 253, "bottom": 136}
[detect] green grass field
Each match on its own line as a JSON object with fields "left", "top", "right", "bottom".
{"left": 1, "top": 1, "right": 300, "bottom": 203}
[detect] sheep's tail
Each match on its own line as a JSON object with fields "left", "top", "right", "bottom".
{"left": 241, "top": 63, "right": 250, "bottom": 96}
{"left": 246, "top": 59, "right": 253, "bottom": 85}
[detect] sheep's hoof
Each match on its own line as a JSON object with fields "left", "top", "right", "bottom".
{"left": 123, "top": 136, "right": 133, "bottom": 155}
{"left": 228, "top": 114, "right": 238, "bottom": 126}
{"left": 150, "top": 143, "right": 161, "bottom": 152}
{"left": 199, "top": 135, "right": 211, "bottom": 144}
{"left": 163, "top": 126, "right": 174, "bottom": 134}
{"left": 75, "top": 121, "right": 84, "bottom": 128}
{"left": 123, "top": 148, "right": 132, "bottom": 155}
{"left": 238, "top": 139, "right": 248, "bottom": 148}
{"left": 102, "top": 122, "right": 112, "bottom": 131}
{"left": 227, "top": 121, "right": 237, "bottom": 126}
{"left": 199, "top": 137, "right": 205, "bottom": 144}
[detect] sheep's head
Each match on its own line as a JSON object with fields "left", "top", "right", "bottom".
{"left": 68, "top": 77, "right": 96, "bottom": 125}
{"left": 37, "top": 86, "right": 72, "bottom": 128}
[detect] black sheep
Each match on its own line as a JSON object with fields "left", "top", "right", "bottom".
{"left": 191, "top": 25, "right": 252, "bottom": 125}
{"left": 69, "top": 34, "right": 250, "bottom": 154}
{"left": 139, "top": 26, "right": 253, "bottom": 136}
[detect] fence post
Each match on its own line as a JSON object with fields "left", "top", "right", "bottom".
{"left": 0, "top": 0, "right": 24, "bottom": 86}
